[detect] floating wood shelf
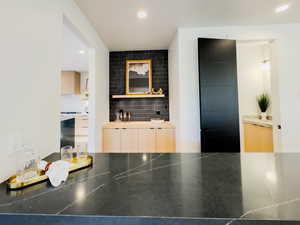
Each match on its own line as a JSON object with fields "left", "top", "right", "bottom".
{"left": 112, "top": 94, "right": 165, "bottom": 99}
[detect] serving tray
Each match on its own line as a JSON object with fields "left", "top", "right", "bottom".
{"left": 7, "top": 155, "right": 93, "bottom": 190}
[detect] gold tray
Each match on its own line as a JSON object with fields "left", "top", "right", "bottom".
{"left": 7, "top": 155, "right": 93, "bottom": 190}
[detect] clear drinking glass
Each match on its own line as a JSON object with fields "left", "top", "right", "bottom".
{"left": 72, "top": 146, "right": 79, "bottom": 161}
{"left": 16, "top": 146, "right": 38, "bottom": 182}
{"left": 75, "top": 143, "right": 88, "bottom": 162}
{"left": 61, "top": 146, "right": 73, "bottom": 162}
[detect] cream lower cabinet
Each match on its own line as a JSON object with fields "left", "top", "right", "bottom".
{"left": 156, "top": 128, "right": 175, "bottom": 153}
{"left": 138, "top": 128, "right": 156, "bottom": 152}
{"left": 102, "top": 123, "right": 175, "bottom": 153}
{"left": 103, "top": 128, "right": 121, "bottom": 153}
{"left": 121, "top": 128, "right": 139, "bottom": 152}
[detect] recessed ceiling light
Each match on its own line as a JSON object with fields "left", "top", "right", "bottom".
{"left": 275, "top": 4, "right": 290, "bottom": 13}
{"left": 78, "top": 50, "right": 85, "bottom": 54}
{"left": 137, "top": 10, "right": 147, "bottom": 19}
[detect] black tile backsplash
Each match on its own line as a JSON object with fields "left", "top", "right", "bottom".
{"left": 109, "top": 50, "right": 169, "bottom": 121}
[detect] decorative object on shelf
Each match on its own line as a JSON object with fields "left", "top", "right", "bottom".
{"left": 151, "top": 104, "right": 164, "bottom": 123}
{"left": 151, "top": 88, "right": 163, "bottom": 95}
{"left": 257, "top": 93, "right": 270, "bottom": 121}
{"left": 126, "top": 59, "right": 152, "bottom": 95}
{"left": 115, "top": 111, "right": 121, "bottom": 122}
{"left": 117, "top": 109, "right": 132, "bottom": 122}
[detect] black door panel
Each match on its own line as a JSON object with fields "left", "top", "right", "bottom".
{"left": 198, "top": 38, "right": 240, "bottom": 152}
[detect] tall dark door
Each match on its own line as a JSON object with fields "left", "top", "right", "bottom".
{"left": 198, "top": 38, "right": 240, "bottom": 152}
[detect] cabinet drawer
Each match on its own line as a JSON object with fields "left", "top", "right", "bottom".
{"left": 76, "top": 118, "right": 88, "bottom": 129}
{"left": 76, "top": 128, "right": 88, "bottom": 136}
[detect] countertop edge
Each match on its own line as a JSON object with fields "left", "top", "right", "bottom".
{"left": 0, "top": 214, "right": 299, "bottom": 225}
{"left": 242, "top": 116, "right": 273, "bottom": 128}
{"left": 103, "top": 122, "right": 175, "bottom": 129}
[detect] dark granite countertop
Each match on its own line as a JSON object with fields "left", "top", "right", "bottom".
{"left": 1, "top": 153, "right": 300, "bottom": 225}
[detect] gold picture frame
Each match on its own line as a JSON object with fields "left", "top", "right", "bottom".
{"left": 126, "top": 59, "right": 152, "bottom": 95}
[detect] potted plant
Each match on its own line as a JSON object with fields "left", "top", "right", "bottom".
{"left": 257, "top": 93, "right": 270, "bottom": 121}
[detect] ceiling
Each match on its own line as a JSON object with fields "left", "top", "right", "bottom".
{"left": 74, "top": 0, "right": 300, "bottom": 51}
{"left": 62, "top": 22, "right": 89, "bottom": 72}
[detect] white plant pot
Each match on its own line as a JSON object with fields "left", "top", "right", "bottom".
{"left": 261, "top": 112, "right": 267, "bottom": 121}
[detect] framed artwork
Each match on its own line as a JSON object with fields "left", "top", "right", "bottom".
{"left": 126, "top": 59, "right": 152, "bottom": 95}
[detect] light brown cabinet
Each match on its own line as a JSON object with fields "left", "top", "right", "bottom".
{"left": 244, "top": 122, "right": 273, "bottom": 152}
{"left": 121, "top": 128, "right": 139, "bottom": 152}
{"left": 103, "top": 128, "right": 121, "bottom": 153}
{"left": 102, "top": 122, "right": 175, "bottom": 153}
{"left": 138, "top": 128, "right": 156, "bottom": 152}
{"left": 156, "top": 128, "right": 175, "bottom": 153}
{"left": 61, "top": 71, "right": 81, "bottom": 95}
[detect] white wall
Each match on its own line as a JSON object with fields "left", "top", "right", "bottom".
{"left": 169, "top": 24, "right": 300, "bottom": 153}
{"left": 0, "top": 0, "right": 108, "bottom": 183}
{"left": 168, "top": 32, "right": 182, "bottom": 151}
{"left": 61, "top": 95, "right": 82, "bottom": 112}
{"left": 169, "top": 32, "right": 201, "bottom": 152}
{"left": 59, "top": 1, "right": 109, "bottom": 153}
{"left": 236, "top": 41, "right": 272, "bottom": 152}
{"left": 237, "top": 41, "right": 272, "bottom": 116}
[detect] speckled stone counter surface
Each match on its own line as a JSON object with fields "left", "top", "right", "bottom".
{"left": 1, "top": 153, "right": 300, "bottom": 225}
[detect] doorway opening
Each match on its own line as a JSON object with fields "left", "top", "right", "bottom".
{"left": 237, "top": 40, "right": 280, "bottom": 153}
{"left": 60, "top": 16, "right": 95, "bottom": 153}
{"left": 198, "top": 38, "right": 280, "bottom": 153}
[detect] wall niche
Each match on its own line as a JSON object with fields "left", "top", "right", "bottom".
{"left": 109, "top": 50, "right": 169, "bottom": 121}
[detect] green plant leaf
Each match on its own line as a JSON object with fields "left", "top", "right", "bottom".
{"left": 257, "top": 93, "right": 270, "bottom": 112}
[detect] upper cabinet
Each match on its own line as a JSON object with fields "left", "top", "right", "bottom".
{"left": 61, "top": 71, "right": 81, "bottom": 95}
